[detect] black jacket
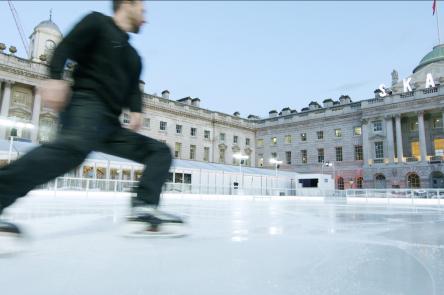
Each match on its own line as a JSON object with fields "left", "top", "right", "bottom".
{"left": 49, "top": 11, "right": 142, "bottom": 115}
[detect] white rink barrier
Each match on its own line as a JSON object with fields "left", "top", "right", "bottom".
{"left": 28, "top": 177, "right": 444, "bottom": 207}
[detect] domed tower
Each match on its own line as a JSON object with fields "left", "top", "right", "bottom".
{"left": 392, "top": 44, "right": 444, "bottom": 93}
{"left": 28, "top": 14, "right": 62, "bottom": 62}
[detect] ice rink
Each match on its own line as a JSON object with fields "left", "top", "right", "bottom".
{"left": 1, "top": 193, "right": 444, "bottom": 295}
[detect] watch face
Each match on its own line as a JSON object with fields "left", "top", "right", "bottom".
{"left": 45, "top": 40, "right": 56, "bottom": 50}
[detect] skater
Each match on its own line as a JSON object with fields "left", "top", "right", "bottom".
{"left": 0, "top": 0, "right": 184, "bottom": 239}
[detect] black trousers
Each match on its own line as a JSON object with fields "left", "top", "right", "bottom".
{"left": 0, "top": 92, "right": 172, "bottom": 212}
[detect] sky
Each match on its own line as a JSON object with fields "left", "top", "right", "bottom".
{"left": 0, "top": 1, "right": 441, "bottom": 118}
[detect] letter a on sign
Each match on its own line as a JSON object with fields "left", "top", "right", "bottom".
{"left": 403, "top": 77, "right": 412, "bottom": 92}
{"left": 425, "top": 73, "right": 435, "bottom": 88}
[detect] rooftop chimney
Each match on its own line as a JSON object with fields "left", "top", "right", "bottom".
{"left": 308, "top": 101, "right": 321, "bottom": 110}
{"left": 281, "top": 107, "right": 291, "bottom": 116}
{"left": 161, "top": 90, "right": 170, "bottom": 100}
{"left": 323, "top": 98, "right": 334, "bottom": 108}
{"left": 139, "top": 80, "right": 145, "bottom": 93}
{"left": 191, "top": 98, "right": 200, "bottom": 107}
{"left": 339, "top": 95, "right": 351, "bottom": 104}
{"left": 177, "top": 96, "right": 192, "bottom": 105}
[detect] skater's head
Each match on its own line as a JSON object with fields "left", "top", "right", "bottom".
{"left": 112, "top": 0, "right": 146, "bottom": 34}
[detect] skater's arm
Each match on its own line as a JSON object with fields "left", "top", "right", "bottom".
{"left": 128, "top": 57, "right": 143, "bottom": 114}
{"left": 127, "top": 52, "right": 143, "bottom": 131}
{"left": 49, "top": 12, "right": 100, "bottom": 80}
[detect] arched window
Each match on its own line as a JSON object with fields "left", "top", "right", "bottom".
{"left": 356, "top": 177, "right": 363, "bottom": 189}
{"left": 375, "top": 174, "right": 386, "bottom": 189}
{"left": 337, "top": 177, "right": 344, "bottom": 190}
{"left": 407, "top": 173, "right": 420, "bottom": 188}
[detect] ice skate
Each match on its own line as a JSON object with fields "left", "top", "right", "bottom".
{"left": 123, "top": 199, "right": 187, "bottom": 238}
{"left": 0, "top": 220, "right": 24, "bottom": 256}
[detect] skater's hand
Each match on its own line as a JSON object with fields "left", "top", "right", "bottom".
{"left": 129, "top": 112, "right": 143, "bottom": 131}
{"left": 38, "top": 79, "right": 71, "bottom": 112}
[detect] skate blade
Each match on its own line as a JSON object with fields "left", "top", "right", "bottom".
{"left": 121, "top": 221, "right": 188, "bottom": 238}
{"left": 0, "top": 232, "right": 25, "bottom": 257}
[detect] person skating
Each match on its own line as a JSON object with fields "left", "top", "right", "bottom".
{"left": 0, "top": 0, "right": 185, "bottom": 241}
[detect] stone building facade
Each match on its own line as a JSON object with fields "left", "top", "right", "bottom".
{"left": 1, "top": 18, "right": 444, "bottom": 189}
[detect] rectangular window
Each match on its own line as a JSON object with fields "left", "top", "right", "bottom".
{"left": 433, "top": 117, "right": 443, "bottom": 129}
{"left": 184, "top": 173, "right": 192, "bottom": 184}
{"left": 284, "top": 135, "right": 292, "bottom": 144}
{"left": 190, "top": 145, "right": 196, "bottom": 160}
{"left": 204, "top": 130, "right": 210, "bottom": 140}
{"left": 143, "top": 118, "right": 150, "bottom": 128}
{"left": 285, "top": 151, "right": 291, "bottom": 165}
{"left": 257, "top": 139, "right": 264, "bottom": 147}
{"left": 301, "top": 150, "right": 307, "bottom": 164}
{"left": 434, "top": 138, "right": 444, "bottom": 155}
{"left": 317, "top": 131, "right": 323, "bottom": 140}
{"left": 373, "top": 120, "right": 382, "bottom": 132}
{"left": 233, "top": 135, "right": 238, "bottom": 144}
{"left": 220, "top": 133, "right": 225, "bottom": 142}
{"left": 176, "top": 124, "right": 182, "bottom": 134}
{"left": 174, "top": 173, "right": 183, "bottom": 183}
{"left": 409, "top": 120, "right": 418, "bottom": 131}
{"left": 160, "top": 121, "right": 167, "bottom": 131}
{"left": 318, "top": 148, "right": 324, "bottom": 163}
{"left": 191, "top": 127, "right": 197, "bottom": 136}
{"left": 375, "top": 142, "right": 384, "bottom": 159}
{"left": 174, "top": 142, "right": 181, "bottom": 158}
{"left": 246, "top": 138, "right": 250, "bottom": 146}
{"left": 271, "top": 152, "right": 277, "bottom": 159}
{"left": 411, "top": 141, "right": 420, "bottom": 158}
{"left": 204, "top": 147, "right": 210, "bottom": 162}
{"left": 354, "top": 145, "right": 363, "bottom": 160}
{"left": 335, "top": 128, "right": 342, "bottom": 138}
{"left": 301, "top": 133, "right": 307, "bottom": 141}
{"left": 354, "top": 126, "right": 362, "bottom": 136}
{"left": 271, "top": 137, "right": 277, "bottom": 145}
{"left": 335, "top": 146, "right": 343, "bottom": 161}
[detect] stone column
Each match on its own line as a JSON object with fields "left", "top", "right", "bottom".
{"left": 395, "top": 114, "right": 404, "bottom": 163}
{"left": 0, "top": 80, "right": 13, "bottom": 139}
{"left": 385, "top": 115, "right": 395, "bottom": 163}
{"left": 361, "top": 119, "right": 370, "bottom": 166}
{"left": 418, "top": 111, "right": 427, "bottom": 162}
{"left": 31, "top": 88, "right": 42, "bottom": 143}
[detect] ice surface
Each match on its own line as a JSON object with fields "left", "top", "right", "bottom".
{"left": 1, "top": 193, "right": 444, "bottom": 295}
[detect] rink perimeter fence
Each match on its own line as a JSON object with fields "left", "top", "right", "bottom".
{"left": 30, "top": 177, "right": 444, "bottom": 206}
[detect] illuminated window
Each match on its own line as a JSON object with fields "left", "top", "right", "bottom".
{"left": 335, "top": 129, "right": 342, "bottom": 138}
{"left": 284, "top": 135, "right": 292, "bottom": 144}
{"left": 411, "top": 141, "right": 420, "bottom": 158}
{"left": 434, "top": 138, "right": 444, "bottom": 155}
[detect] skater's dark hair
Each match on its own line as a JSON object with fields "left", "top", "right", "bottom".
{"left": 112, "top": 0, "right": 138, "bottom": 12}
